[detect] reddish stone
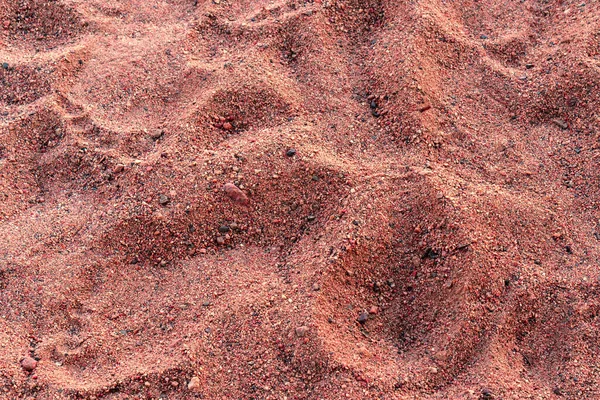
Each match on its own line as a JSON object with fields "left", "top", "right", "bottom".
{"left": 21, "top": 357, "right": 37, "bottom": 372}
{"left": 222, "top": 183, "right": 248, "bottom": 205}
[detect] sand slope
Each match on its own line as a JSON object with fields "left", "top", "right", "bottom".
{"left": 1, "top": 0, "right": 600, "bottom": 399}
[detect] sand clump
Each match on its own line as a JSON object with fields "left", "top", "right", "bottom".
{"left": 1, "top": 0, "right": 600, "bottom": 399}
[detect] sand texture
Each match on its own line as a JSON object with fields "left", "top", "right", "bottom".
{"left": 1, "top": 0, "right": 600, "bottom": 399}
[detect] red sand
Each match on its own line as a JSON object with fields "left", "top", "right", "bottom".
{"left": 1, "top": 0, "right": 600, "bottom": 399}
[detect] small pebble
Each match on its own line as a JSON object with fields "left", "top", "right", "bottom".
{"left": 369, "top": 306, "right": 379, "bottom": 315}
{"left": 357, "top": 311, "right": 369, "bottom": 324}
{"left": 312, "top": 283, "right": 321, "bottom": 291}
{"left": 222, "top": 183, "right": 249, "bottom": 205}
{"left": 552, "top": 119, "right": 568, "bottom": 130}
{"left": 222, "top": 122, "right": 233, "bottom": 130}
{"left": 218, "top": 225, "right": 230, "bottom": 233}
{"left": 307, "top": 215, "right": 316, "bottom": 222}
{"left": 21, "top": 357, "right": 37, "bottom": 372}
{"left": 553, "top": 387, "right": 563, "bottom": 396}
{"left": 286, "top": 148, "right": 297, "bottom": 157}
{"left": 295, "top": 326, "right": 309, "bottom": 337}
{"left": 188, "top": 376, "right": 201, "bottom": 391}
{"left": 113, "top": 164, "right": 125, "bottom": 174}
{"left": 150, "top": 129, "right": 163, "bottom": 140}
{"left": 481, "top": 388, "right": 493, "bottom": 399}
{"left": 216, "top": 237, "right": 225, "bottom": 245}
{"left": 159, "top": 194, "right": 170, "bottom": 205}
{"left": 2, "top": 62, "right": 8, "bottom": 70}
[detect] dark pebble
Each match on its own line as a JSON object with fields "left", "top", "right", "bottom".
{"left": 553, "top": 387, "right": 563, "bottom": 396}
{"left": 286, "top": 148, "right": 297, "bottom": 157}
{"left": 218, "top": 225, "right": 230, "bottom": 233}
{"left": 307, "top": 215, "right": 316, "bottom": 222}
{"left": 481, "top": 388, "right": 493, "bottom": 399}
{"left": 159, "top": 194, "right": 170, "bottom": 205}
{"left": 525, "top": 63, "right": 534, "bottom": 69}
{"left": 1, "top": 62, "right": 8, "bottom": 70}
{"left": 565, "top": 245, "right": 572, "bottom": 254}
{"left": 357, "top": 311, "right": 369, "bottom": 324}
{"left": 422, "top": 248, "right": 439, "bottom": 259}
{"left": 480, "top": 34, "right": 488, "bottom": 39}
{"left": 370, "top": 101, "right": 377, "bottom": 109}
{"left": 456, "top": 243, "right": 470, "bottom": 251}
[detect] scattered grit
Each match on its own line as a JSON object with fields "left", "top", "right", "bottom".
{"left": 1, "top": 0, "right": 600, "bottom": 399}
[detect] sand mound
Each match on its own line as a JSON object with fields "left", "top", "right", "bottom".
{"left": 2, "top": 0, "right": 600, "bottom": 398}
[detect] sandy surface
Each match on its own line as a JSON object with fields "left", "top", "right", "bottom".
{"left": 1, "top": 0, "right": 600, "bottom": 399}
